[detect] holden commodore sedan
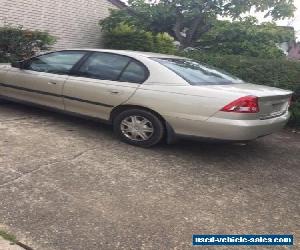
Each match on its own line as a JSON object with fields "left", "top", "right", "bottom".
{"left": 0, "top": 49, "right": 293, "bottom": 147}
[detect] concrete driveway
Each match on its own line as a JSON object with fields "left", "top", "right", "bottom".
{"left": 0, "top": 102, "right": 299, "bottom": 250}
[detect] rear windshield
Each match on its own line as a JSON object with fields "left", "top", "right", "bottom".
{"left": 152, "top": 58, "right": 244, "bottom": 85}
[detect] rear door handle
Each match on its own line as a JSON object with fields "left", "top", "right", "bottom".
{"left": 109, "top": 90, "right": 120, "bottom": 94}
{"left": 48, "top": 81, "right": 57, "bottom": 85}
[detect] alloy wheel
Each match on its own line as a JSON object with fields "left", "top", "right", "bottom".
{"left": 120, "top": 115, "right": 154, "bottom": 141}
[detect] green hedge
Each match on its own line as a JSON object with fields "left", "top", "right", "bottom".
{"left": 102, "top": 23, "right": 176, "bottom": 54}
{"left": 179, "top": 51, "right": 300, "bottom": 126}
{"left": 0, "top": 25, "right": 56, "bottom": 63}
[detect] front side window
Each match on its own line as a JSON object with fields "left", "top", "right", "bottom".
{"left": 26, "top": 51, "right": 86, "bottom": 74}
{"left": 78, "top": 53, "right": 131, "bottom": 81}
{"left": 152, "top": 58, "right": 244, "bottom": 85}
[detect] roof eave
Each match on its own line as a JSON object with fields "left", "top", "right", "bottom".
{"left": 108, "top": 0, "right": 127, "bottom": 9}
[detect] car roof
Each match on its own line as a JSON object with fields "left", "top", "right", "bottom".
{"left": 62, "top": 48, "right": 184, "bottom": 59}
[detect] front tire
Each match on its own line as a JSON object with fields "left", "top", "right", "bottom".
{"left": 113, "top": 109, "right": 164, "bottom": 147}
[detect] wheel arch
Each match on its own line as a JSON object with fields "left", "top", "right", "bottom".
{"left": 110, "top": 105, "right": 164, "bottom": 123}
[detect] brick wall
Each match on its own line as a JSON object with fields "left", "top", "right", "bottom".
{"left": 0, "top": 0, "right": 118, "bottom": 49}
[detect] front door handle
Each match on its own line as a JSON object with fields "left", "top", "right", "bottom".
{"left": 48, "top": 81, "right": 57, "bottom": 85}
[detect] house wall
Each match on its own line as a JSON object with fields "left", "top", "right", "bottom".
{"left": 0, "top": 0, "right": 118, "bottom": 49}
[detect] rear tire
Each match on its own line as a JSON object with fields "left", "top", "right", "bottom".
{"left": 113, "top": 109, "right": 164, "bottom": 147}
{"left": 0, "top": 98, "right": 8, "bottom": 104}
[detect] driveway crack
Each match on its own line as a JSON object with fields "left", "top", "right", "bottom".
{"left": 0, "top": 147, "right": 98, "bottom": 188}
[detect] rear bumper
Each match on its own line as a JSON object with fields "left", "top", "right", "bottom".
{"left": 167, "top": 111, "right": 290, "bottom": 142}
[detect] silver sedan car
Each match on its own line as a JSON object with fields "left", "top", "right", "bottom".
{"left": 0, "top": 49, "right": 293, "bottom": 147}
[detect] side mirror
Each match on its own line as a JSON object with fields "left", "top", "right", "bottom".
{"left": 11, "top": 61, "right": 26, "bottom": 69}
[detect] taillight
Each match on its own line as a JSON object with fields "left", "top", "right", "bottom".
{"left": 221, "top": 95, "right": 259, "bottom": 113}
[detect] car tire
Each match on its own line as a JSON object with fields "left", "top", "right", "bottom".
{"left": 113, "top": 109, "right": 164, "bottom": 147}
{"left": 0, "top": 98, "right": 8, "bottom": 104}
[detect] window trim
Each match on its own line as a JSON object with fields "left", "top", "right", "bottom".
{"left": 70, "top": 51, "right": 150, "bottom": 84}
{"left": 116, "top": 59, "right": 132, "bottom": 81}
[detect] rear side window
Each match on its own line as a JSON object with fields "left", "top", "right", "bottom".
{"left": 119, "top": 61, "right": 147, "bottom": 83}
{"left": 78, "top": 53, "right": 130, "bottom": 81}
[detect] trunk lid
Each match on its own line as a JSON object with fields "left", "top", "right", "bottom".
{"left": 258, "top": 95, "right": 291, "bottom": 119}
{"left": 0, "top": 63, "right": 11, "bottom": 71}
{"left": 206, "top": 83, "right": 292, "bottom": 97}
{"left": 204, "top": 83, "right": 293, "bottom": 119}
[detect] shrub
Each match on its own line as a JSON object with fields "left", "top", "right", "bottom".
{"left": 153, "top": 32, "right": 176, "bottom": 54}
{"left": 179, "top": 50, "right": 300, "bottom": 126}
{"left": 102, "top": 23, "right": 176, "bottom": 54}
{"left": 0, "top": 25, "right": 56, "bottom": 63}
{"left": 102, "top": 23, "right": 154, "bottom": 51}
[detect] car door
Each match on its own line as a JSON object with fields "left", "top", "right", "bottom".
{"left": 63, "top": 52, "right": 148, "bottom": 120}
{"left": 2, "top": 51, "right": 87, "bottom": 109}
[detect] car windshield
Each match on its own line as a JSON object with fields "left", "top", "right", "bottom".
{"left": 152, "top": 58, "right": 244, "bottom": 85}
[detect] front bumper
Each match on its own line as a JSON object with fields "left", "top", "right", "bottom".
{"left": 166, "top": 111, "right": 290, "bottom": 142}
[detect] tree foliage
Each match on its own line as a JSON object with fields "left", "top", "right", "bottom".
{"left": 100, "top": 9, "right": 137, "bottom": 32}
{"left": 196, "top": 17, "right": 295, "bottom": 58}
{"left": 102, "top": 0, "right": 296, "bottom": 48}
